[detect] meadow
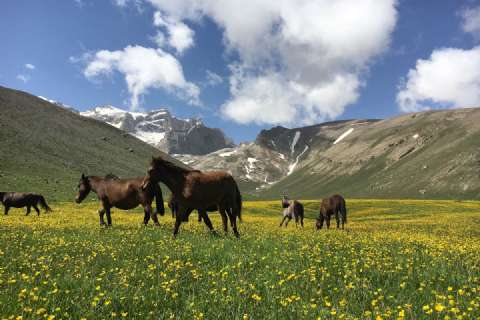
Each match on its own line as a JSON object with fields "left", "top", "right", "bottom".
{"left": 0, "top": 200, "right": 479, "bottom": 319}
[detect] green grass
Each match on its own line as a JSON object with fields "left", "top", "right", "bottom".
{"left": 0, "top": 200, "right": 479, "bottom": 319}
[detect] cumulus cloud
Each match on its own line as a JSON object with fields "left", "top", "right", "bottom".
{"left": 16, "top": 74, "right": 30, "bottom": 83}
{"left": 153, "top": 11, "right": 194, "bottom": 54}
{"left": 205, "top": 70, "right": 223, "bottom": 87}
{"left": 461, "top": 5, "right": 480, "bottom": 40}
{"left": 146, "top": 0, "right": 398, "bottom": 125}
{"left": 82, "top": 45, "right": 200, "bottom": 110}
{"left": 396, "top": 46, "right": 480, "bottom": 112}
{"left": 25, "top": 63, "right": 35, "bottom": 70}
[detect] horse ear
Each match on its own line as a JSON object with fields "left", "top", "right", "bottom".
{"left": 81, "top": 173, "right": 85, "bottom": 179}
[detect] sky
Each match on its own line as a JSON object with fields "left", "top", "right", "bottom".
{"left": 1, "top": 0, "right": 480, "bottom": 143}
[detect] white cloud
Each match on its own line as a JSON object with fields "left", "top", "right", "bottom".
{"left": 17, "top": 74, "right": 30, "bottom": 83}
{"left": 153, "top": 11, "right": 194, "bottom": 54}
{"left": 397, "top": 46, "right": 480, "bottom": 112}
{"left": 461, "top": 5, "right": 480, "bottom": 40}
{"left": 25, "top": 63, "right": 35, "bottom": 70}
{"left": 146, "top": 0, "right": 398, "bottom": 125}
{"left": 82, "top": 45, "right": 200, "bottom": 110}
{"left": 205, "top": 70, "right": 223, "bottom": 87}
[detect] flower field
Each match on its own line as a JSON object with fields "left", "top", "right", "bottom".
{"left": 0, "top": 200, "right": 479, "bottom": 319}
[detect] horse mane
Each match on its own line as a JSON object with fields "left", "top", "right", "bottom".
{"left": 152, "top": 156, "right": 197, "bottom": 174}
{"left": 104, "top": 173, "right": 120, "bottom": 180}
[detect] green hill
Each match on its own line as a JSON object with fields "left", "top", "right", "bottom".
{"left": 0, "top": 86, "right": 173, "bottom": 202}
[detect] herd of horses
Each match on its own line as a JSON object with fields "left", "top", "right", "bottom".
{"left": 1, "top": 155, "right": 348, "bottom": 236}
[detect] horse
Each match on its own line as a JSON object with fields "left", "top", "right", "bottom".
{"left": 75, "top": 173, "right": 165, "bottom": 227}
{"left": 0, "top": 192, "right": 52, "bottom": 216}
{"left": 279, "top": 196, "right": 304, "bottom": 227}
{"left": 316, "top": 194, "right": 347, "bottom": 230}
{"left": 168, "top": 193, "right": 218, "bottom": 223}
{"left": 143, "top": 156, "right": 242, "bottom": 237}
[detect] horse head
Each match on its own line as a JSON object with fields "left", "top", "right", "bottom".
{"left": 281, "top": 195, "right": 290, "bottom": 208}
{"left": 75, "top": 174, "right": 91, "bottom": 204}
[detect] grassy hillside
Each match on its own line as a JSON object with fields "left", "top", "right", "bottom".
{"left": 0, "top": 86, "right": 174, "bottom": 201}
{"left": 258, "top": 109, "right": 480, "bottom": 200}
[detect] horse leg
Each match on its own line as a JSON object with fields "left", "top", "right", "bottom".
{"left": 335, "top": 211, "right": 340, "bottom": 229}
{"left": 199, "top": 210, "right": 215, "bottom": 232}
{"left": 285, "top": 216, "right": 292, "bottom": 227}
{"left": 219, "top": 207, "right": 228, "bottom": 234}
{"left": 33, "top": 205, "right": 40, "bottom": 216}
{"left": 98, "top": 209, "right": 106, "bottom": 226}
{"left": 105, "top": 207, "right": 112, "bottom": 227}
{"left": 4, "top": 206, "right": 9, "bottom": 215}
{"left": 279, "top": 215, "right": 288, "bottom": 227}
{"left": 143, "top": 207, "right": 150, "bottom": 225}
{"left": 173, "top": 205, "right": 188, "bottom": 237}
{"left": 198, "top": 211, "right": 202, "bottom": 223}
{"left": 146, "top": 203, "right": 159, "bottom": 226}
{"left": 326, "top": 215, "right": 331, "bottom": 229}
{"left": 301, "top": 216, "right": 304, "bottom": 228}
{"left": 319, "top": 215, "right": 325, "bottom": 229}
{"left": 228, "top": 209, "right": 240, "bottom": 238}
{"left": 26, "top": 206, "right": 31, "bottom": 216}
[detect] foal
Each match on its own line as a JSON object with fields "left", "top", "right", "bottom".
{"left": 279, "top": 196, "right": 304, "bottom": 227}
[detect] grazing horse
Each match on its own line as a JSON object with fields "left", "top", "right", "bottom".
{"left": 143, "top": 156, "right": 242, "bottom": 237}
{"left": 279, "top": 196, "right": 304, "bottom": 227}
{"left": 316, "top": 194, "right": 347, "bottom": 230}
{"left": 75, "top": 174, "right": 164, "bottom": 227}
{"left": 168, "top": 194, "right": 218, "bottom": 223}
{"left": 0, "top": 192, "right": 52, "bottom": 216}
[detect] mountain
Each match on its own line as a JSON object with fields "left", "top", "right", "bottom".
{"left": 178, "top": 109, "right": 480, "bottom": 200}
{"left": 0, "top": 86, "right": 178, "bottom": 201}
{"left": 81, "top": 106, "right": 234, "bottom": 155}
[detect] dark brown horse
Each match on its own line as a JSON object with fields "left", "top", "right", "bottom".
{"left": 316, "top": 194, "right": 347, "bottom": 230}
{"left": 75, "top": 174, "right": 164, "bottom": 227}
{"left": 279, "top": 196, "right": 304, "bottom": 227}
{"left": 168, "top": 194, "right": 218, "bottom": 223}
{"left": 143, "top": 156, "right": 242, "bottom": 237}
{"left": 0, "top": 192, "right": 52, "bottom": 216}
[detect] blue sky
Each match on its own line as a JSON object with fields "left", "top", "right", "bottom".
{"left": 1, "top": 0, "right": 480, "bottom": 143}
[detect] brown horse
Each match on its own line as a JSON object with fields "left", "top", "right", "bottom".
{"left": 75, "top": 174, "right": 164, "bottom": 227}
{"left": 279, "top": 196, "right": 304, "bottom": 227}
{"left": 316, "top": 194, "right": 347, "bottom": 230}
{"left": 168, "top": 193, "right": 218, "bottom": 223}
{"left": 0, "top": 192, "right": 52, "bottom": 216}
{"left": 143, "top": 156, "right": 242, "bottom": 237}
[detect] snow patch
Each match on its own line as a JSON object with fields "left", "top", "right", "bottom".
{"left": 333, "top": 128, "right": 354, "bottom": 145}
{"left": 134, "top": 131, "right": 166, "bottom": 145}
{"left": 218, "top": 150, "right": 237, "bottom": 157}
{"left": 412, "top": 133, "right": 419, "bottom": 139}
{"left": 290, "top": 131, "right": 301, "bottom": 154}
{"left": 287, "top": 146, "right": 309, "bottom": 175}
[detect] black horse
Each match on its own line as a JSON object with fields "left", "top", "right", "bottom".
{"left": 0, "top": 192, "right": 52, "bottom": 216}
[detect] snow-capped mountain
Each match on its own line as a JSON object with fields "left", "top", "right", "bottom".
{"left": 81, "top": 106, "right": 233, "bottom": 155}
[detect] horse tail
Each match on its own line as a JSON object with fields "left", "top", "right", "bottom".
{"left": 234, "top": 182, "right": 242, "bottom": 222}
{"left": 38, "top": 196, "right": 52, "bottom": 212}
{"left": 153, "top": 183, "right": 165, "bottom": 216}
